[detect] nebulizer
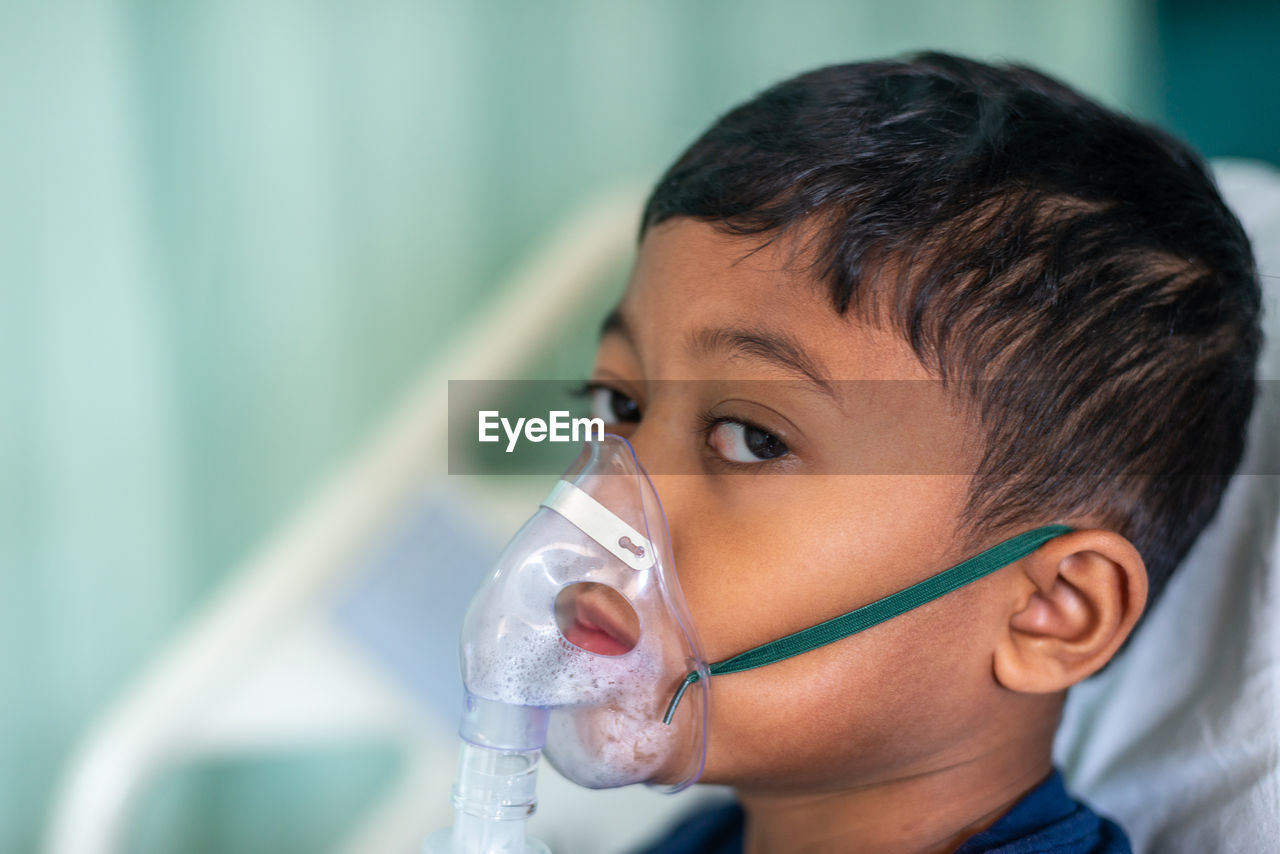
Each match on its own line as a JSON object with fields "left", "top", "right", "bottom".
{"left": 424, "top": 433, "right": 1070, "bottom": 853}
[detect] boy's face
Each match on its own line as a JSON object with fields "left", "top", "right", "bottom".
{"left": 590, "top": 219, "right": 1033, "bottom": 792}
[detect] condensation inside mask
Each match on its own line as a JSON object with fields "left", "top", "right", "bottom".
{"left": 458, "top": 434, "right": 710, "bottom": 792}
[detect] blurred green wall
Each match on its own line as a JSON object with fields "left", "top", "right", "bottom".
{"left": 0, "top": 1, "right": 1174, "bottom": 851}
{"left": 1157, "top": 0, "right": 1280, "bottom": 165}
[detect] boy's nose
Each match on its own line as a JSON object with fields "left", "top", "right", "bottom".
{"left": 625, "top": 425, "right": 695, "bottom": 543}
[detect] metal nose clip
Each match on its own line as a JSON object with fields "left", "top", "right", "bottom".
{"left": 618, "top": 536, "right": 646, "bottom": 558}
{"left": 540, "top": 480, "right": 655, "bottom": 571}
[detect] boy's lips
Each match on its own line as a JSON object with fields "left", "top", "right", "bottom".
{"left": 563, "top": 587, "right": 640, "bottom": 656}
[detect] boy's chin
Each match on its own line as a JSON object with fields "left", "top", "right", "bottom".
{"left": 697, "top": 752, "right": 776, "bottom": 789}
{"left": 698, "top": 744, "right": 875, "bottom": 794}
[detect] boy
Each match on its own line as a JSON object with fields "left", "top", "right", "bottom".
{"left": 577, "top": 53, "right": 1261, "bottom": 853}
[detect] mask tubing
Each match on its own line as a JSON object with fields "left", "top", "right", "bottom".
{"left": 460, "top": 694, "right": 550, "bottom": 751}
{"left": 423, "top": 696, "right": 552, "bottom": 853}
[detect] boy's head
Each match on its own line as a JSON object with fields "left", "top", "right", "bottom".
{"left": 587, "top": 52, "right": 1260, "bottom": 791}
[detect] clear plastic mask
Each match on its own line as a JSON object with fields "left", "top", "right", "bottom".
{"left": 458, "top": 434, "right": 710, "bottom": 792}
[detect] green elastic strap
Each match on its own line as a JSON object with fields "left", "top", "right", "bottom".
{"left": 662, "top": 524, "right": 1072, "bottom": 725}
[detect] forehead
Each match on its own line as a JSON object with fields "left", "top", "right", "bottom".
{"left": 617, "top": 218, "right": 934, "bottom": 383}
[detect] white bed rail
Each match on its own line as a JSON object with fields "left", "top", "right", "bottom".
{"left": 45, "top": 186, "right": 646, "bottom": 854}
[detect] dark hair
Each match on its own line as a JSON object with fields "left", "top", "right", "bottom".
{"left": 641, "top": 51, "right": 1262, "bottom": 614}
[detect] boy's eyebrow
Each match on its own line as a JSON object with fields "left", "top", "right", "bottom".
{"left": 688, "top": 326, "right": 836, "bottom": 398}
{"left": 599, "top": 306, "right": 632, "bottom": 344}
{"left": 598, "top": 305, "right": 836, "bottom": 400}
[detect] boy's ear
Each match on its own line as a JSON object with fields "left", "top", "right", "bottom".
{"left": 992, "top": 529, "right": 1148, "bottom": 694}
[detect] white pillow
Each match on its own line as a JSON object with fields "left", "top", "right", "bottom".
{"left": 1054, "top": 158, "right": 1280, "bottom": 852}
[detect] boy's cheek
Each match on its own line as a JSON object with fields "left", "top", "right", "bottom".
{"left": 657, "top": 472, "right": 982, "bottom": 786}
{"left": 668, "top": 475, "right": 970, "bottom": 662}
{"left": 697, "top": 582, "right": 1003, "bottom": 788}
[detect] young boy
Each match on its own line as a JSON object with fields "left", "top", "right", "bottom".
{"left": 578, "top": 53, "right": 1261, "bottom": 853}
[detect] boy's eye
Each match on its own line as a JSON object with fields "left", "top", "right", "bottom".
{"left": 579, "top": 382, "right": 790, "bottom": 466}
{"left": 707, "top": 419, "right": 789, "bottom": 463}
{"left": 590, "top": 386, "right": 641, "bottom": 424}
